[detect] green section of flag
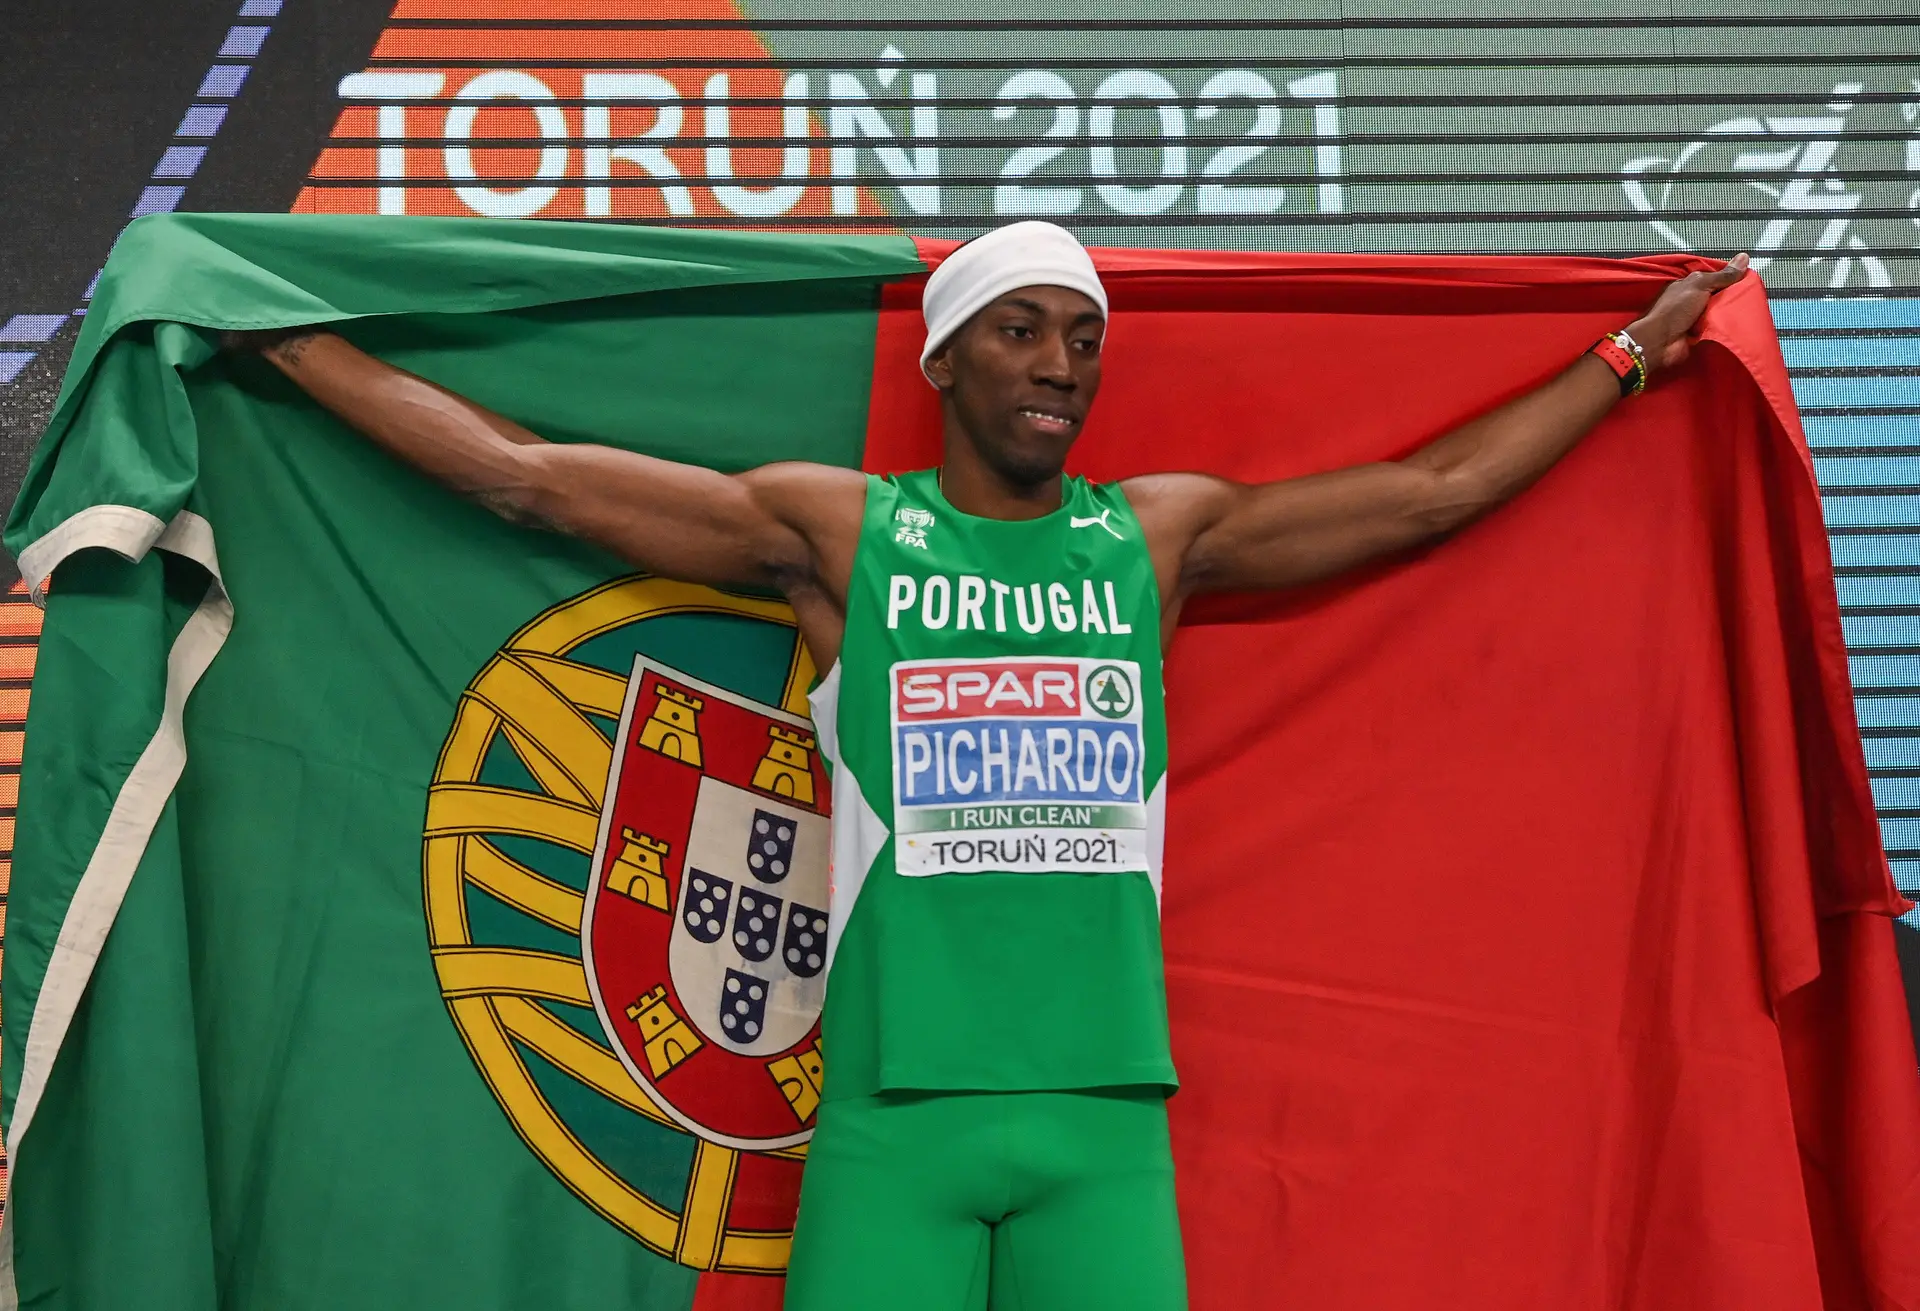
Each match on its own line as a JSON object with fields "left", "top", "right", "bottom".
{"left": 4, "top": 215, "right": 923, "bottom": 1311}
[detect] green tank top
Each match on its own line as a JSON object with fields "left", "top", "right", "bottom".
{"left": 807, "top": 468, "right": 1176, "bottom": 1098}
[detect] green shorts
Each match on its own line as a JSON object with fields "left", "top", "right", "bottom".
{"left": 784, "top": 1088, "right": 1188, "bottom": 1311}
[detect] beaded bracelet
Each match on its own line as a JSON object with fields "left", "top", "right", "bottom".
{"left": 1614, "top": 329, "right": 1649, "bottom": 394}
{"left": 1589, "top": 330, "right": 1648, "bottom": 397}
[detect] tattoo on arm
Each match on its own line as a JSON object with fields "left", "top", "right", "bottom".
{"left": 271, "top": 331, "right": 319, "bottom": 369}
{"left": 220, "top": 326, "right": 321, "bottom": 361}
{"left": 473, "top": 488, "right": 556, "bottom": 531}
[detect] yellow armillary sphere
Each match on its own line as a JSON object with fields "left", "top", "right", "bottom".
{"left": 422, "top": 575, "right": 831, "bottom": 1274}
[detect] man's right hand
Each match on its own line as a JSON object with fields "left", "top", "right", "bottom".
{"left": 243, "top": 329, "right": 864, "bottom": 667}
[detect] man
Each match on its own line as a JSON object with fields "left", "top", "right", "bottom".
{"left": 237, "top": 221, "right": 1747, "bottom": 1310}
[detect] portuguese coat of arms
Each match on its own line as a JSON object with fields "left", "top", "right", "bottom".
{"left": 581, "top": 655, "right": 833, "bottom": 1152}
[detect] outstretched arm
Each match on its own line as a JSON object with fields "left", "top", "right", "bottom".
{"left": 239, "top": 331, "right": 864, "bottom": 620}
{"left": 1129, "top": 257, "right": 1749, "bottom": 613}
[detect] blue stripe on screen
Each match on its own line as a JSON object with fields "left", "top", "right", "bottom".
{"left": 218, "top": 25, "right": 269, "bottom": 58}
{"left": 1842, "top": 616, "right": 1920, "bottom": 648}
{"left": 1878, "top": 819, "right": 1920, "bottom": 852}
{"left": 1834, "top": 538, "right": 1920, "bottom": 569}
{"left": 1856, "top": 698, "right": 1920, "bottom": 731}
{"left": 130, "top": 186, "right": 186, "bottom": 217}
{"left": 1869, "top": 777, "right": 1920, "bottom": 810}
{"left": 1791, "top": 376, "right": 1920, "bottom": 409}
{"left": 1863, "top": 736, "right": 1920, "bottom": 770}
{"left": 1772, "top": 299, "right": 1920, "bottom": 331}
{"left": 0, "top": 316, "right": 65, "bottom": 343}
{"left": 1838, "top": 577, "right": 1920, "bottom": 610}
{"left": 196, "top": 65, "right": 250, "bottom": 98}
{"left": 152, "top": 147, "right": 208, "bottom": 179}
{"left": 1815, "top": 457, "right": 1920, "bottom": 488}
{"left": 1820, "top": 497, "right": 1920, "bottom": 531}
{"left": 1805, "top": 415, "right": 1920, "bottom": 449}
{"left": 1849, "top": 655, "right": 1920, "bottom": 689}
{"left": 173, "top": 105, "right": 227, "bottom": 137}
{"left": 1784, "top": 338, "right": 1920, "bottom": 371}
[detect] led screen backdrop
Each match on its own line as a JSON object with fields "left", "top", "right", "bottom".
{"left": 0, "top": 0, "right": 1915, "bottom": 1195}
{"left": 290, "top": 1, "right": 1920, "bottom": 288}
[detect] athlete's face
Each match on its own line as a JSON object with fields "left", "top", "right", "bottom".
{"left": 925, "top": 285, "right": 1105, "bottom": 488}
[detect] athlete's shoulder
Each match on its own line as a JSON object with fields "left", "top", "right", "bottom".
{"left": 736, "top": 462, "right": 870, "bottom": 554}
{"left": 738, "top": 461, "right": 866, "bottom": 509}
{"left": 1115, "top": 470, "right": 1238, "bottom": 524}
{"left": 884, "top": 467, "right": 940, "bottom": 496}
{"left": 1114, "top": 469, "right": 1233, "bottom": 499}
{"left": 1112, "top": 472, "right": 1242, "bottom": 585}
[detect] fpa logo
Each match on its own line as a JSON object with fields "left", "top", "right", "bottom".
{"left": 894, "top": 506, "right": 935, "bottom": 549}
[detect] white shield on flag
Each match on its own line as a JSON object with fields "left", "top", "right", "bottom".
{"left": 669, "top": 777, "right": 830, "bottom": 1056}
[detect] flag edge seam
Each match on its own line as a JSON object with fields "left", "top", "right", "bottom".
{"left": 0, "top": 507, "right": 232, "bottom": 1311}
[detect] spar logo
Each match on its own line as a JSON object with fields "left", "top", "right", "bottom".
{"left": 1087, "top": 663, "right": 1136, "bottom": 718}
{"left": 423, "top": 576, "right": 824, "bottom": 1274}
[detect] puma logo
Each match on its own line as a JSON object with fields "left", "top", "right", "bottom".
{"left": 1070, "top": 509, "right": 1123, "bottom": 539}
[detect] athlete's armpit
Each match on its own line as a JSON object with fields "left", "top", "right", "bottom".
{"left": 1118, "top": 472, "right": 1241, "bottom": 625}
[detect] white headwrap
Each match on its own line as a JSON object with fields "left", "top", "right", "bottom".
{"left": 919, "top": 221, "right": 1108, "bottom": 384}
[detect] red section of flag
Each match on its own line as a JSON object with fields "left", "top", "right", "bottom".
{"left": 691, "top": 1269, "right": 786, "bottom": 1311}
{"left": 864, "top": 245, "right": 1920, "bottom": 1309}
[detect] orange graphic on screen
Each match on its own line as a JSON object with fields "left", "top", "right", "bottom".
{"left": 297, "top": 0, "right": 894, "bottom": 227}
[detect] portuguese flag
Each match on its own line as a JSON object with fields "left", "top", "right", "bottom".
{"left": 6, "top": 214, "right": 1919, "bottom": 1311}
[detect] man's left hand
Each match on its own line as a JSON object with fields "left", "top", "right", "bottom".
{"left": 1628, "top": 253, "right": 1752, "bottom": 377}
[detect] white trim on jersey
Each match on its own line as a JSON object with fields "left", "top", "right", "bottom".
{"left": 807, "top": 660, "right": 894, "bottom": 982}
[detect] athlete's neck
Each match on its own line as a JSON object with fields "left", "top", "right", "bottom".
{"left": 938, "top": 441, "right": 1064, "bottom": 522}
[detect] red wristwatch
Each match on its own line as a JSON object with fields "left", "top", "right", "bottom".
{"left": 1589, "top": 330, "right": 1648, "bottom": 397}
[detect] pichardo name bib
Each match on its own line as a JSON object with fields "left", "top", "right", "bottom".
{"left": 889, "top": 655, "right": 1149, "bottom": 875}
